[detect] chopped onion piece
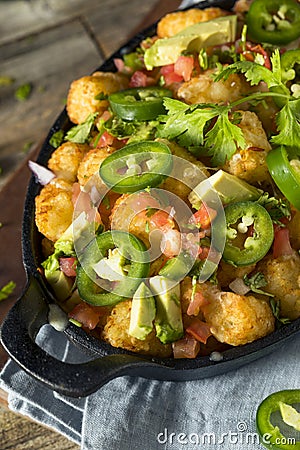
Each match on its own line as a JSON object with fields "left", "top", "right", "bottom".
{"left": 229, "top": 278, "right": 250, "bottom": 295}
{"left": 28, "top": 160, "right": 55, "bottom": 185}
{"left": 48, "top": 304, "right": 69, "bottom": 332}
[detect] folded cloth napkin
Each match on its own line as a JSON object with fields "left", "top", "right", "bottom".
{"left": 1, "top": 323, "right": 300, "bottom": 450}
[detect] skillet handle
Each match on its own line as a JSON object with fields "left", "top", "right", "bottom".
{"left": 0, "top": 276, "right": 163, "bottom": 397}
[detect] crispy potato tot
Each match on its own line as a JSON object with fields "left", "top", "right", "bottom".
{"left": 35, "top": 179, "right": 74, "bottom": 242}
{"left": 202, "top": 288, "right": 275, "bottom": 346}
{"left": 157, "top": 8, "right": 227, "bottom": 38}
{"left": 77, "top": 146, "right": 116, "bottom": 187}
{"left": 258, "top": 254, "right": 300, "bottom": 320}
{"left": 67, "top": 72, "right": 129, "bottom": 124}
{"left": 102, "top": 300, "right": 172, "bottom": 357}
{"left": 223, "top": 111, "right": 271, "bottom": 184}
{"left": 177, "top": 72, "right": 250, "bottom": 105}
{"left": 158, "top": 139, "right": 210, "bottom": 203}
{"left": 48, "top": 142, "right": 89, "bottom": 182}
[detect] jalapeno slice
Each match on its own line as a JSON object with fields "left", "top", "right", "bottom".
{"left": 247, "top": 0, "right": 300, "bottom": 45}
{"left": 99, "top": 140, "right": 173, "bottom": 194}
{"left": 108, "top": 87, "right": 172, "bottom": 121}
{"left": 256, "top": 390, "right": 300, "bottom": 449}
{"left": 221, "top": 201, "right": 274, "bottom": 266}
{"left": 267, "top": 146, "right": 300, "bottom": 211}
{"left": 76, "top": 230, "right": 150, "bottom": 306}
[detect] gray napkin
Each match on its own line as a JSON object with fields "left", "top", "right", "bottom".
{"left": 1, "top": 323, "right": 300, "bottom": 450}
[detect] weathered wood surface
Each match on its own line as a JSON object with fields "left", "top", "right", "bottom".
{"left": 0, "top": 0, "right": 180, "bottom": 447}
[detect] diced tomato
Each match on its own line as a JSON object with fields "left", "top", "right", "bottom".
{"left": 246, "top": 43, "right": 271, "bottom": 70}
{"left": 96, "top": 131, "right": 115, "bottom": 148}
{"left": 198, "top": 246, "right": 210, "bottom": 260}
{"left": 99, "top": 110, "right": 112, "bottom": 122}
{"left": 129, "top": 70, "right": 147, "bottom": 87}
{"left": 172, "top": 335, "right": 200, "bottom": 359}
{"left": 69, "top": 303, "right": 108, "bottom": 330}
{"left": 163, "top": 71, "right": 183, "bottom": 85}
{"left": 192, "top": 203, "right": 217, "bottom": 230}
{"left": 59, "top": 257, "right": 77, "bottom": 277}
{"left": 98, "top": 191, "right": 120, "bottom": 227}
{"left": 150, "top": 210, "right": 174, "bottom": 231}
{"left": 160, "top": 64, "right": 175, "bottom": 75}
{"left": 186, "top": 318, "right": 212, "bottom": 344}
{"left": 174, "top": 56, "right": 194, "bottom": 82}
{"left": 187, "top": 290, "right": 209, "bottom": 316}
{"left": 273, "top": 226, "right": 294, "bottom": 258}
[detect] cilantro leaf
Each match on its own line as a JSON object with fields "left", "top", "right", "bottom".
{"left": 270, "top": 298, "right": 291, "bottom": 327}
{"left": 49, "top": 129, "right": 64, "bottom": 148}
{"left": 15, "top": 83, "right": 32, "bottom": 101}
{"left": 205, "top": 111, "right": 245, "bottom": 165}
{"left": 158, "top": 99, "right": 218, "bottom": 147}
{"left": 257, "top": 193, "right": 291, "bottom": 224}
{"left": 271, "top": 99, "right": 300, "bottom": 148}
{"left": 65, "top": 113, "right": 98, "bottom": 144}
{"left": 243, "top": 273, "right": 274, "bottom": 297}
{"left": 214, "top": 50, "right": 282, "bottom": 88}
{"left": 0, "top": 281, "right": 16, "bottom": 301}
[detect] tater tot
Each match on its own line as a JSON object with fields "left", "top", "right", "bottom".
{"left": 48, "top": 142, "right": 89, "bottom": 182}
{"left": 223, "top": 111, "right": 271, "bottom": 184}
{"left": 102, "top": 300, "right": 172, "bottom": 357}
{"left": 258, "top": 254, "right": 300, "bottom": 320}
{"left": 157, "top": 8, "right": 227, "bottom": 38}
{"left": 77, "top": 146, "right": 116, "bottom": 187}
{"left": 200, "top": 286, "right": 275, "bottom": 346}
{"left": 35, "top": 179, "right": 74, "bottom": 242}
{"left": 67, "top": 72, "right": 129, "bottom": 124}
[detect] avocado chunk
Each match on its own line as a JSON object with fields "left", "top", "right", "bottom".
{"left": 188, "top": 170, "right": 262, "bottom": 209}
{"left": 129, "top": 282, "right": 156, "bottom": 340}
{"left": 144, "top": 16, "right": 237, "bottom": 70}
{"left": 149, "top": 276, "right": 183, "bottom": 344}
{"left": 45, "top": 269, "right": 74, "bottom": 302}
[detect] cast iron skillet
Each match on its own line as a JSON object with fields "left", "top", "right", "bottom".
{"left": 1, "top": 0, "right": 300, "bottom": 398}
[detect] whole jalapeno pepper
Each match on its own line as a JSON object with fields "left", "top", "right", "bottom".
{"left": 76, "top": 230, "right": 150, "bottom": 306}
{"left": 108, "top": 86, "right": 172, "bottom": 121}
{"left": 247, "top": 0, "right": 300, "bottom": 45}
{"left": 99, "top": 140, "right": 173, "bottom": 194}
{"left": 220, "top": 201, "right": 274, "bottom": 266}
{"left": 256, "top": 390, "right": 300, "bottom": 449}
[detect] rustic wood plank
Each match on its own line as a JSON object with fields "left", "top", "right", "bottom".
{"left": 83, "top": 0, "right": 159, "bottom": 57}
{"left": 0, "top": 20, "right": 101, "bottom": 188}
{"left": 0, "top": 406, "right": 79, "bottom": 449}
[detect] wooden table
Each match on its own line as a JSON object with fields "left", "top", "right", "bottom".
{"left": 0, "top": 0, "right": 181, "bottom": 448}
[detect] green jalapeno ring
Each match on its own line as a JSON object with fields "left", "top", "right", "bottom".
{"left": 221, "top": 201, "right": 274, "bottom": 266}
{"left": 99, "top": 140, "right": 173, "bottom": 194}
{"left": 256, "top": 390, "right": 300, "bottom": 449}
{"left": 108, "top": 87, "right": 173, "bottom": 121}
{"left": 76, "top": 230, "right": 150, "bottom": 306}
{"left": 267, "top": 146, "right": 300, "bottom": 211}
{"left": 247, "top": 0, "right": 300, "bottom": 45}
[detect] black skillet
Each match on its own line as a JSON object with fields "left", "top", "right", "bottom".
{"left": 1, "top": 0, "right": 300, "bottom": 398}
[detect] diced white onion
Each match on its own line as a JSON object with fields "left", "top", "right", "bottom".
{"left": 229, "top": 278, "right": 250, "bottom": 296}
{"left": 28, "top": 160, "right": 55, "bottom": 185}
